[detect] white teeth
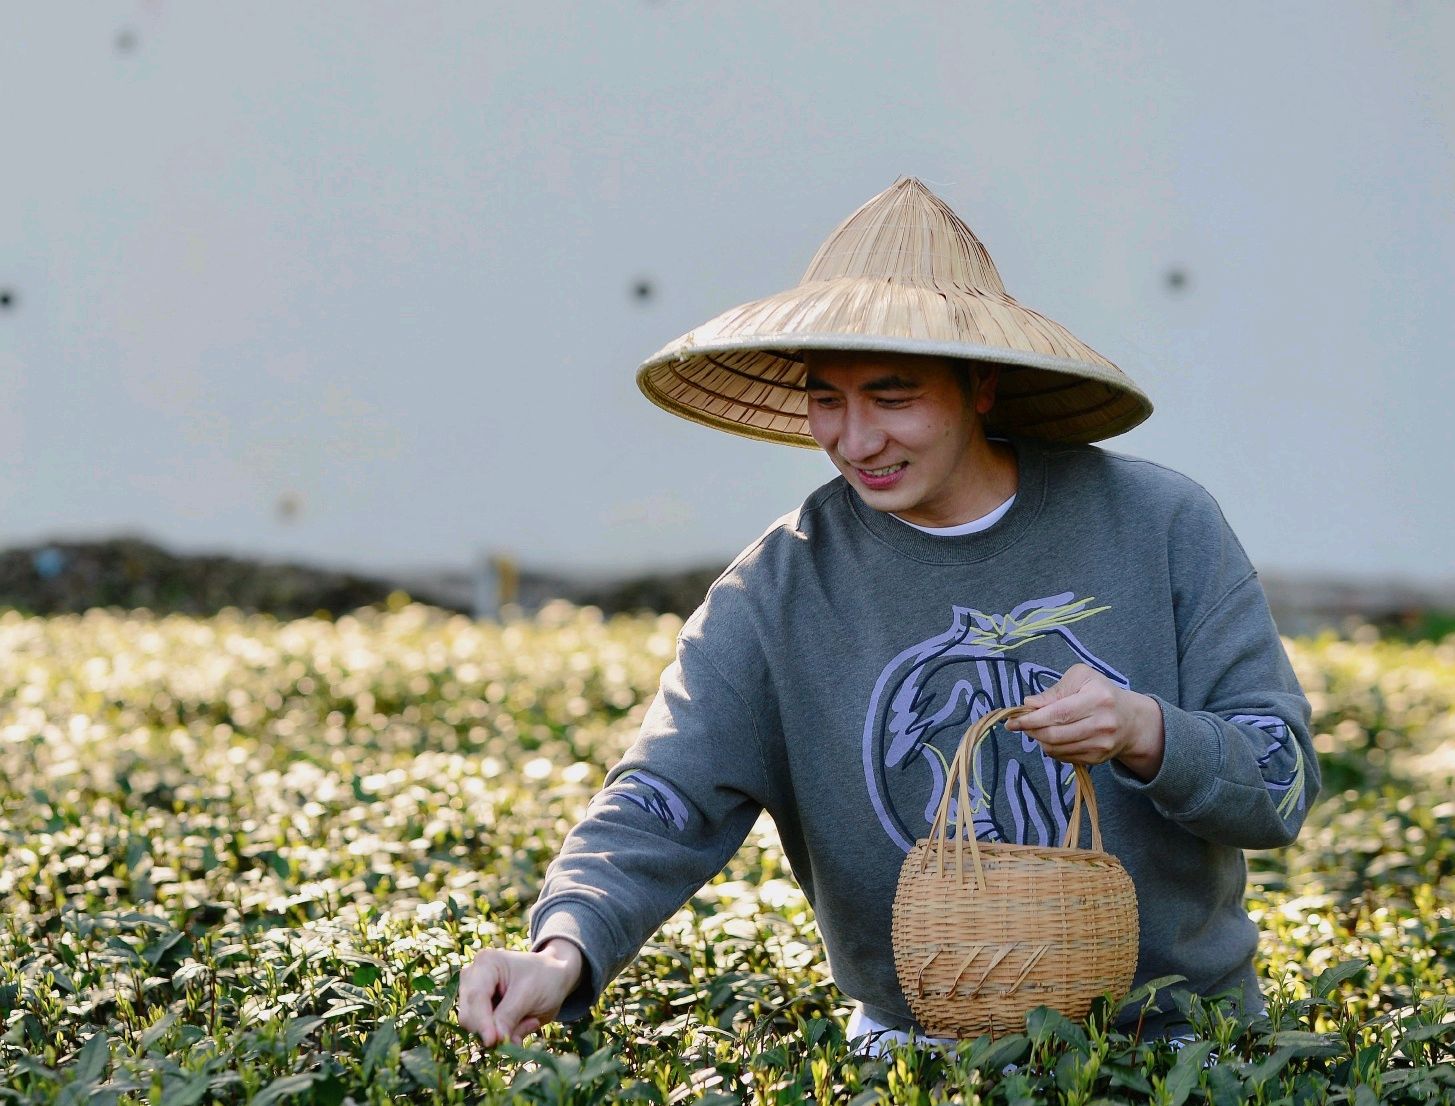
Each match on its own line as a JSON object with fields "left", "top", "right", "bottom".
{"left": 863, "top": 463, "right": 905, "bottom": 477}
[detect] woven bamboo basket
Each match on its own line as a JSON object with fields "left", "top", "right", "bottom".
{"left": 891, "top": 706, "right": 1139, "bottom": 1038}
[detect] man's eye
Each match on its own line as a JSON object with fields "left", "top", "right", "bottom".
{"left": 877, "top": 397, "right": 911, "bottom": 408}
{"left": 809, "top": 395, "right": 840, "bottom": 408}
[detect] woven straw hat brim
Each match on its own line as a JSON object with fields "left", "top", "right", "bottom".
{"left": 637, "top": 276, "right": 1153, "bottom": 447}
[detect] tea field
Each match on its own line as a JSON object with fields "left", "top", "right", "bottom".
{"left": 0, "top": 604, "right": 1451, "bottom": 1104}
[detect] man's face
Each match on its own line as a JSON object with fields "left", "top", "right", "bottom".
{"left": 803, "top": 352, "right": 999, "bottom": 527}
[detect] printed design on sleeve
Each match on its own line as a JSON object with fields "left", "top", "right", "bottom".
{"left": 862, "top": 594, "right": 1126, "bottom": 853}
{"left": 1228, "top": 713, "right": 1308, "bottom": 819}
{"left": 611, "top": 770, "right": 691, "bottom": 832}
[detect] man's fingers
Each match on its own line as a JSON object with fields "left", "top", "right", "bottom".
{"left": 1014, "top": 706, "right": 1121, "bottom": 763}
{"left": 510, "top": 1016, "right": 543, "bottom": 1045}
{"left": 1014, "top": 669, "right": 1116, "bottom": 733}
{"left": 1013, "top": 676, "right": 1090, "bottom": 726}
{"left": 1029, "top": 723, "right": 1099, "bottom": 754}
{"left": 457, "top": 952, "right": 503, "bottom": 1043}
{"left": 459, "top": 947, "right": 573, "bottom": 1049}
{"left": 1019, "top": 664, "right": 1094, "bottom": 708}
{"left": 1013, "top": 696, "right": 1092, "bottom": 733}
{"left": 1007, "top": 666, "right": 1132, "bottom": 766}
{"left": 1039, "top": 738, "right": 1115, "bottom": 765}
{"left": 1031, "top": 716, "right": 1086, "bottom": 739}
{"left": 491, "top": 983, "right": 528, "bottom": 1044}
{"left": 491, "top": 961, "right": 555, "bottom": 1045}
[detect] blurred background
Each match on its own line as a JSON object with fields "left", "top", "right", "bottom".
{"left": 1, "top": 2, "right": 1451, "bottom": 629}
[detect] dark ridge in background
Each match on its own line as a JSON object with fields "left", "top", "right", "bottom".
{"left": 1, "top": 538, "right": 1451, "bottom": 638}
{"left": 0, "top": 538, "right": 722, "bottom": 620}
{"left": 0, "top": 538, "right": 444, "bottom": 620}
{"left": 571, "top": 565, "right": 723, "bottom": 618}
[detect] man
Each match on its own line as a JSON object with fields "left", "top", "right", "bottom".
{"left": 457, "top": 178, "right": 1317, "bottom": 1049}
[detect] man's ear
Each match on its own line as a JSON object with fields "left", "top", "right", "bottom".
{"left": 973, "top": 366, "right": 1000, "bottom": 415}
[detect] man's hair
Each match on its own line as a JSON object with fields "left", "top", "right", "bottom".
{"left": 953, "top": 362, "right": 993, "bottom": 405}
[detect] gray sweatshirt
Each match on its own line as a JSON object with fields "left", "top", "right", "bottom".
{"left": 529, "top": 437, "right": 1318, "bottom": 1034}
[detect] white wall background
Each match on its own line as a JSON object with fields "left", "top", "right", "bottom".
{"left": 2, "top": 2, "right": 1451, "bottom": 581}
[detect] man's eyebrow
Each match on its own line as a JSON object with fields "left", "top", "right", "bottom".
{"left": 803, "top": 373, "right": 921, "bottom": 392}
{"left": 861, "top": 374, "right": 921, "bottom": 391}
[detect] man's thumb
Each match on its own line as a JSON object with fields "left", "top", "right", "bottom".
{"left": 1029, "top": 664, "right": 1091, "bottom": 706}
{"left": 511, "top": 1016, "right": 543, "bottom": 1046}
{"left": 1023, "top": 685, "right": 1059, "bottom": 709}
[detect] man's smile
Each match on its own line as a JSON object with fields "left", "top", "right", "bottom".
{"left": 854, "top": 461, "right": 909, "bottom": 491}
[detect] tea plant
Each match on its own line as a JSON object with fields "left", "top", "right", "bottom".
{"left": 0, "top": 606, "right": 1450, "bottom": 1103}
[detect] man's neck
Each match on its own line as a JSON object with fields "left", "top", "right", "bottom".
{"left": 899, "top": 436, "right": 1019, "bottom": 528}
{"left": 963, "top": 437, "right": 1019, "bottom": 517}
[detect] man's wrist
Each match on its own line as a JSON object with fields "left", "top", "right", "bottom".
{"left": 1116, "top": 692, "right": 1166, "bottom": 781}
{"left": 538, "top": 937, "right": 584, "bottom": 989}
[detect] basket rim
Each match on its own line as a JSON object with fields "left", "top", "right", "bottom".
{"left": 906, "top": 837, "right": 1124, "bottom": 864}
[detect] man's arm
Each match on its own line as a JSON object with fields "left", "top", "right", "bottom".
{"left": 458, "top": 632, "right": 772, "bottom": 1042}
{"left": 1012, "top": 573, "right": 1319, "bottom": 849}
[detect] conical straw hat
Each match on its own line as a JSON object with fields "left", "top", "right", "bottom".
{"left": 637, "top": 178, "right": 1152, "bottom": 446}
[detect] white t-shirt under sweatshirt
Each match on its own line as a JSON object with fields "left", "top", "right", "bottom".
{"left": 892, "top": 493, "right": 1015, "bottom": 537}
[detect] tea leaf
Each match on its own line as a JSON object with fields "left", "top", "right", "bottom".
{"left": 251, "top": 1072, "right": 320, "bottom": 1106}
{"left": 362, "top": 1018, "right": 398, "bottom": 1078}
{"left": 69, "top": 1030, "right": 109, "bottom": 1085}
{"left": 1163, "top": 1040, "right": 1214, "bottom": 1106}
{"left": 1265, "top": 1030, "right": 1346, "bottom": 1058}
{"left": 1310, "top": 959, "right": 1367, "bottom": 998}
{"left": 400, "top": 1046, "right": 441, "bottom": 1088}
{"left": 158, "top": 1072, "right": 210, "bottom": 1106}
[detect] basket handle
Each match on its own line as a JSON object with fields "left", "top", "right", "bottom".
{"left": 925, "top": 705, "right": 1105, "bottom": 889}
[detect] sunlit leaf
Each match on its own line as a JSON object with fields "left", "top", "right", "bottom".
{"left": 1310, "top": 958, "right": 1367, "bottom": 998}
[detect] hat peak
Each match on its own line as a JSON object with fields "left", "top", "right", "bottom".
{"left": 800, "top": 178, "right": 1007, "bottom": 294}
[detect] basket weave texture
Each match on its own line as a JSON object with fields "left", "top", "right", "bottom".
{"left": 891, "top": 706, "right": 1139, "bottom": 1039}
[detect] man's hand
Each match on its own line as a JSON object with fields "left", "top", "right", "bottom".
{"left": 457, "top": 938, "right": 583, "bottom": 1047}
{"left": 1006, "top": 663, "right": 1166, "bottom": 781}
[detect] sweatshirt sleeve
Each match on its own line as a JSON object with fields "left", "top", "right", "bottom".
{"left": 1111, "top": 548, "right": 1320, "bottom": 850}
{"left": 527, "top": 636, "right": 771, "bottom": 1020}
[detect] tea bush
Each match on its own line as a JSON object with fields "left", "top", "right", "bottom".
{"left": 0, "top": 606, "right": 1450, "bottom": 1104}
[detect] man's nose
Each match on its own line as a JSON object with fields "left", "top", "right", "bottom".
{"left": 839, "top": 403, "right": 886, "bottom": 462}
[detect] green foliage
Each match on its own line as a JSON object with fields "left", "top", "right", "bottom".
{"left": 1379, "top": 610, "right": 1455, "bottom": 646}
{"left": 0, "top": 605, "right": 1451, "bottom": 1103}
